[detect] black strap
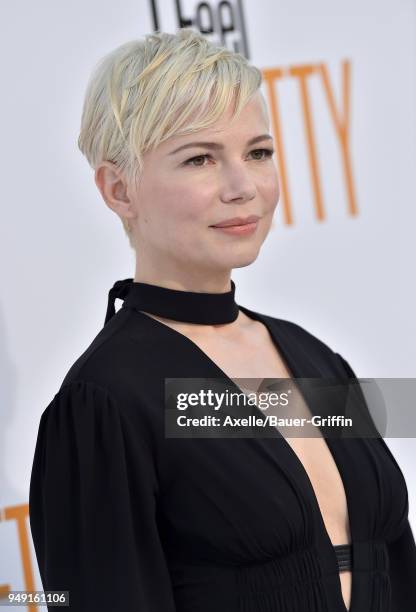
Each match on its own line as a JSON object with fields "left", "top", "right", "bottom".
{"left": 104, "top": 278, "right": 134, "bottom": 325}
{"left": 104, "top": 277, "right": 239, "bottom": 325}
{"left": 333, "top": 543, "right": 353, "bottom": 571}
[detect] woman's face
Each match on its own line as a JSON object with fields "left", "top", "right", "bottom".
{"left": 129, "top": 91, "right": 280, "bottom": 279}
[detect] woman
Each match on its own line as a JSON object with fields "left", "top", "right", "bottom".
{"left": 29, "top": 29, "right": 416, "bottom": 611}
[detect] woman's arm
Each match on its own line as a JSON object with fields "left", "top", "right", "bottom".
{"left": 335, "top": 352, "right": 416, "bottom": 609}
{"left": 387, "top": 519, "right": 416, "bottom": 610}
{"left": 29, "top": 380, "right": 176, "bottom": 611}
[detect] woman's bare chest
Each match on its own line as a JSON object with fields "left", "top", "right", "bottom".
{"left": 187, "top": 318, "right": 293, "bottom": 380}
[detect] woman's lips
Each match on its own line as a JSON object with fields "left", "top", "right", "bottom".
{"left": 210, "top": 221, "right": 258, "bottom": 235}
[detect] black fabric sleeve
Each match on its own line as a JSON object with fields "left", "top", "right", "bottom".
{"left": 335, "top": 352, "right": 416, "bottom": 608}
{"left": 387, "top": 518, "right": 416, "bottom": 611}
{"left": 29, "top": 380, "right": 176, "bottom": 611}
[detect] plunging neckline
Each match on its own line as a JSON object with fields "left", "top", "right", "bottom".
{"left": 129, "top": 303, "right": 355, "bottom": 612}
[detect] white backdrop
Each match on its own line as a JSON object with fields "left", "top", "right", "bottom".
{"left": 1, "top": 0, "right": 415, "bottom": 605}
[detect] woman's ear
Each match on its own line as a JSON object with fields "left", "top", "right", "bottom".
{"left": 94, "top": 161, "right": 136, "bottom": 224}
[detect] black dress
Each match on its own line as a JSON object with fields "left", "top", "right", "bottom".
{"left": 29, "top": 279, "right": 416, "bottom": 612}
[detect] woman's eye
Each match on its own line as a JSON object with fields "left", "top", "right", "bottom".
{"left": 183, "top": 148, "right": 275, "bottom": 167}
{"left": 184, "top": 154, "right": 209, "bottom": 167}
{"left": 250, "top": 148, "right": 275, "bottom": 161}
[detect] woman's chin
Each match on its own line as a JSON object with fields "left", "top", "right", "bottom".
{"left": 233, "top": 252, "right": 261, "bottom": 269}
{"left": 214, "top": 248, "right": 261, "bottom": 270}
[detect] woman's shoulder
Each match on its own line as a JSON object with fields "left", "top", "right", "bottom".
{"left": 59, "top": 307, "right": 161, "bottom": 400}
{"left": 38, "top": 307, "right": 171, "bottom": 440}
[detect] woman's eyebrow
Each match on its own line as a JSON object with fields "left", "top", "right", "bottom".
{"left": 168, "top": 134, "right": 273, "bottom": 156}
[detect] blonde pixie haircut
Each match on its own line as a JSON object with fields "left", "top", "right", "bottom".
{"left": 78, "top": 28, "right": 267, "bottom": 247}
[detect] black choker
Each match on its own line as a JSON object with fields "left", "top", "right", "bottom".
{"left": 104, "top": 278, "right": 240, "bottom": 325}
